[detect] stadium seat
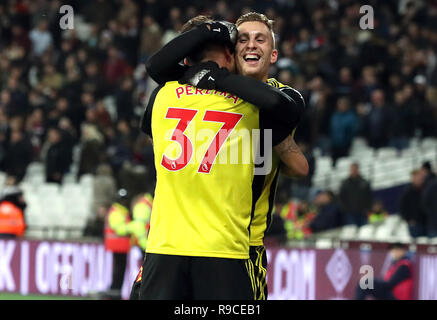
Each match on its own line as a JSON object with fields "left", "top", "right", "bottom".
{"left": 72, "top": 145, "right": 82, "bottom": 164}
{"left": 61, "top": 183, "right": 86, "bottom": 198}
{"left": 25, "top": 162, "right": 44, "bottom": 175}
{"left": 410, "top": 137, "right": 420, "bottom": 147}
{"left": 393, "top": 220, "right": 411, "bottom": 239}
{"left": 25, "top": 173, "right": 45, "bottom": 186}
{"left": 0, "top": 172, "right": 6, "bottom": 186}
{"left": 415, "top": 237, "right": 429, "bottom": 244}
{"left": 350, "top": 147, "right": 375, "bottom": 160}
{"left": 358, "top": 224, "right": 375, "bottom": 240}
{"left": 420, "top": 137, "right": 437, "bottom": 150}
{"left": 374, "top": 223, "right": 393, "bottom": 240}
{"left": 385, "top": 214, "right": 401, "bottom": 226}
{"left": 328, "top": 178, "right": 342, "bottom": 193}
{"left": 350, "top": 137, "right": 368, "bottom": 150}
{"left": 38, "top": 183, "right": 60, "bottom": 196}
{"left": 315, "top": 156, "right": 333, "bottom": 172}
{"left": 335, "top": 157, "right": 353, "bottom": 169}
{"left": 315, "top": 238, "right": 333, "bottom": 249}
{"left": 376, "top": 147, "right": 398, "bottom": 160}
{"left": 62, "top": 173, "right": 76, "bottom": 184}
{"left": 339, "top": 225, "right": 358, "bottom": 240}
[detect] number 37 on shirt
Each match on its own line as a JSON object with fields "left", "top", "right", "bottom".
{"left": 161, "top": 107, "right": 243, "bottom": 174}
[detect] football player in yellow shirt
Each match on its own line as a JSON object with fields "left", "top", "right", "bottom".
{"left": 135, "top": 16, "right": 307, "bottom": 300}
{"left": 234, "top": 12, "right": 309, "bottom": 301}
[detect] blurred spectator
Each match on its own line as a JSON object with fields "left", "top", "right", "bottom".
{"left": 283, "top": 200, "right": 317, "bottom": 240}
{"left": 0, "top": 186, "right": 27, "bottom": 238}
{"left": 94, "top": 100, "right": 113, "bottom": 130}
{"left": 335, "top": 67, "right": 355, "bottom": 98}
{"left": 1, "top": 129, "right": 33, "bottom": 182}
{"left": 363, "top": 90, "right": 393, "bottom": 149}
{"left": 5, "top": 76, "right": 29, "bottom": 117}
{"left": 42, "top": 127, "right": 72, "bottom": 184}
{"left": 400, "top": 169, "right": 427, "bottom": 238}
{"left": 29, "top": 20, "right": 53, "bottom": 57}
{"left": 92, "top": 163, "right": 117, "bottom": 216}
{"left": 11, "top": 24, "right": 31, "bottom": 52}
{"left": 339, "top": 163, "right": 373, "bottom": 226}
{"left": 421, "top": 161, "right": 436, "bottom": 188}
{"left": 82, "top": 0, "right": 116, "bottom": 30}
{"left": 41, "top": 64, "right": 64, "bottom": 91}
{"left": 82, "top": 60, "right": 106, "bottom": 99}
{"left": 117, "top": 161, "right": 149, "bottom": 198}
{"left": 104, "top": 46, "right": 132, "bottom": 89}
{"left": 309, "top": 190, "right": 342, "bottom": 233}
{"left": 115, "top": 77, "right": 135, "bottom": 121}
{"left": 355, "top": 242, "right": 413, "bottom": 300}
{"left": 139, "top": 14, "right": 163, "bottom": 62}
{"left": 84, "top": 163, "right": 117, "bottom": 239}
{"left": 367, "top": 200, "right": 388, "bottom": 224}
{"left": 329, "top": 96, "right": 358, "bottom": 165}
{"left": 77, "top": 121, "right": 105, "bottom": 179}
{"left": 265, "top": 201, "right": 287, "bottom": 246}
{"left": 25, "top": 108, "right": 45, "bottom": 155}
{"left": 388, "top": 90, "right": 413, "bottom": 151}
{"left": 106, "top": 119, "right": 134, "bottom": 175}
{"left": 422, "top": 163, "right": 437, "bottom": 237}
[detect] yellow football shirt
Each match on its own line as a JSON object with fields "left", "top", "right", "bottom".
{"left": 144, "top": 81, "right": 264, "bottom": 259}
{"left": 249, "top": 78, "right": 298, "bottom": 246}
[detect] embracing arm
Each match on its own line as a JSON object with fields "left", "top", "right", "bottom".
{"left": 146, "top": 22, "right": 236, "bottom": 84}
{"left": 145, "top": 27, "right": 205, "bottom": 83}
{"left": 180, "top": 61, "right": 305, "bottom": 129}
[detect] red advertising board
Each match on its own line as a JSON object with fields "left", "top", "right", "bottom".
{"left": 266, "top": 246, "right": 418, "bottom": 300}
{"left": 0, "top": 239, "right": 143, "bottom": 299}
{"left": 1, "top": 238, "right": 437, "bottom": 299}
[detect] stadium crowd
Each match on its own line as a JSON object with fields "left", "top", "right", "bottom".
{"left": 1, "top": 0, "right": 437, "bottom": 238}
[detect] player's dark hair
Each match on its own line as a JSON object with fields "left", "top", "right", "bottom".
{"left": 180, "top": 15, "right": 213, "bottom": 33}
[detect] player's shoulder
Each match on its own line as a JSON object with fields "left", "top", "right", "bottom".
{"left": 267, "top": 78, "right": 282, "bottom": 89}
{"left": 267, "top": 78, "right": 306, "bottom": 108}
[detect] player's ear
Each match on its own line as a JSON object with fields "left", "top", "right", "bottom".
{"left": 183, "top": 58, "right": 190, "bottom": 66}
{"left": 224, "top": 47, "right": 234, "bottom": 64}
{"left": 270, "top": 49, "right": 278, "bottom": 64}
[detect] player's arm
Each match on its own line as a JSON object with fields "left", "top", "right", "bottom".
{"left": 180, "top": 62, "right": 308, "bottom": 178}
{"left": 274, "top": 133, "right": 309, "bottom": 178}
{"left": 146, "top": 22, "right": 236, "bottom": 84}
{"left": 274, "top": 88, "right": 308, "bottom": 178}
{"left": 179, "top": 61, "right": 303, "bottom": 125}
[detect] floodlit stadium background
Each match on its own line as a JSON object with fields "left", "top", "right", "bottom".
{"left": 1, "top": 0, "right": 437, "bottom": 299}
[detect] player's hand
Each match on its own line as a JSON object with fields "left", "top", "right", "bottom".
{"left": 178, "top": 61, "right": 229, "bottom": 90}
{"left": 203, "top": 21, "right": 238, "bottom": 51}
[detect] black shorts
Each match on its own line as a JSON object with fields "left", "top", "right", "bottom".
{"left": 129, "top": 265, "right": 143, "bottom": 300}
{"left": 249, "top": 245, "right": 268, "bottom": 300}
{"left": 131, "top": 253, "right": 255, "bottom": 300}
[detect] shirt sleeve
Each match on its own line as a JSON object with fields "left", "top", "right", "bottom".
{"left": 145, "top": 25, "right": 213, "bottom": 84}
{"left": 140, "top": 84, "right": 164, "bottom": 138}
{"left": 257, "top": 86, "right": 306, "bottom": 146}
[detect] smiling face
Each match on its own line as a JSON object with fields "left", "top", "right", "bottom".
{"left": 235, "top": 21, "right": 278, "bottom": 81}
